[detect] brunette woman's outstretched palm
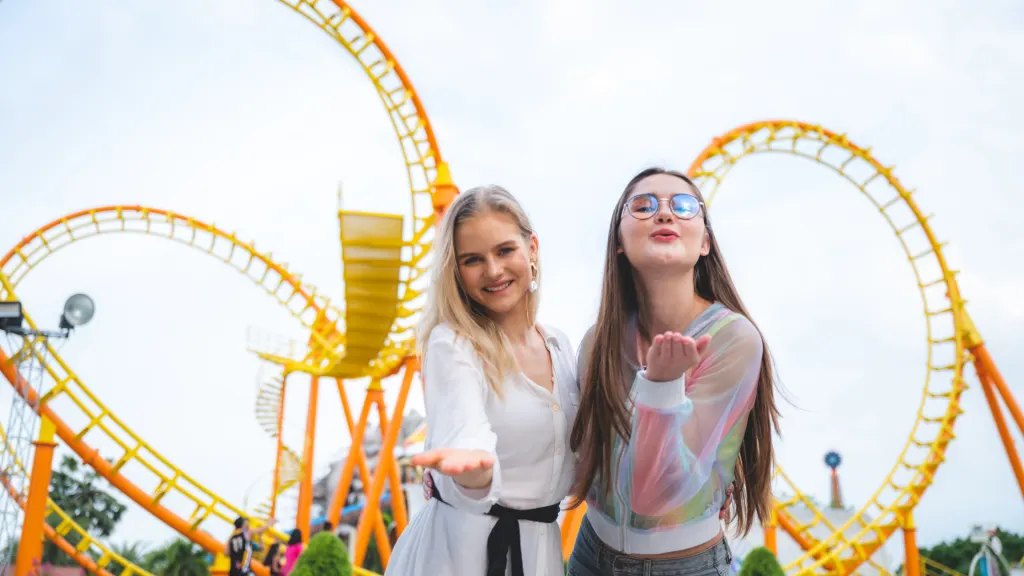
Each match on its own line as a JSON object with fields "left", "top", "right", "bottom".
{"left": 644, "top": 332, "right": 712, "bottom": 382}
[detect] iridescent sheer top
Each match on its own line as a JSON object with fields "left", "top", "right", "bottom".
{"left": 572, "top": 303, "right": 763, "bottom": 555}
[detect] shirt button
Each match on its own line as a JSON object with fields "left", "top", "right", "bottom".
{"left": 552, "top": 404, "right": 560, "bottom": 411}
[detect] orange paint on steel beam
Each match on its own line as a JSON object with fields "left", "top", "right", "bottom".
{"left": 14, "top": 417, "right": 57, "bottom": 576}
{"left": 974, "top": 367, "right": 1024, "bottom": 500}
{"left": 295, "top": 376, "right": 320, "bottom": 539}
{"left": 902, "top": 514, "right": 920, "bottom": 576}
{"left": 0, "top": 348, "right": 271, "bottom": 576}
{"left": 764, "top": 508, "right": 778, "bottom": 556}
{"left": 973, "top": 344, "right": 1024, "bottom": 435}
{"left": 328, "top": 383, "right": 372, "bottom": 525}
{"left": 374, "top": 398, "right": 408, "bottom": 535}
{"left": 352, "top": 358, "right": 417, "bottom": 568}
{"left": 326, "top": 379, "right": 390, "bottom": 559}
{"left": 775, "top": 509, "right": 839, "bottom": 573}
{"left": 560, "top": 504, "right": 585, "bottom": 562}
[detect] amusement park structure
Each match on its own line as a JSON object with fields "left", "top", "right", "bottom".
{"left": 0, "top": 1, "right": 1021, "bottom": 575}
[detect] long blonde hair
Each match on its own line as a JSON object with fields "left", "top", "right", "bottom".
{"left": 416, "top": 185, "right": 540, "bottom": 396}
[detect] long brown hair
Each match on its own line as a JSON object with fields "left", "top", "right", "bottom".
{"left": 568, "top": 167, "right": 780, "bottom": 536}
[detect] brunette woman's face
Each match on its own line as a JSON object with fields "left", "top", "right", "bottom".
{"left": 617, "top": 173, "right": 709, "bottom": 277}
{"left": 454, "top": 211, "right": 537, "bottom": 317}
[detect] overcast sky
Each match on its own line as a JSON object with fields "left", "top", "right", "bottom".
{"left": 1, "top": 0, "right": 1022, "bottom": 557}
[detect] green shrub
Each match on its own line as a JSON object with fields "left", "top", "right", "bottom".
{"left": 739, "top": 547, "right": 784, "bottom": 576}
{"left": 290, "top": 532, "right": 352, "bottom": 576}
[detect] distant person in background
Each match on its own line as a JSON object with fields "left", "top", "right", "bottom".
{"left": 227, "top": 516, "right": 276, "bottom": 576}
{"left": 282, "top": 529, "right": 303, "bottom": 575}
{"left": 320, "top": 520, "right": 334, "bottom": 535}
{"left": 264, "top": 542, "right": 285, "bottom": 576}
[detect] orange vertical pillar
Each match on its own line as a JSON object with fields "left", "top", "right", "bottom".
{"left": 903, "top": 512, "right": 920, "bottom": 576}
{"left": 374, "top": 400, "right": 409, "bottom": 535}
{"left": 327, "top": 379, "right": 377, "bottom": 526}
{"left": 328, "top": 380, "right": 392, "bottom": 562}
{"left": 764, "top": 505, "right": 778, "bottom": 555}
{"left": 353, "top": 358, "right": 417, "bottom": 567}
{"left": 295, "top": 375, "right": 320, "bottom": 540}
{"left": 972, "top": 349, "right": 1024, "bottom": 500}
{"left": 561, "top": 504, "right": 586, "bottom": 562}
{"left": 15, "top": 416, "right": 58, "bottom": 576}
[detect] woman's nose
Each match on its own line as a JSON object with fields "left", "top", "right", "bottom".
{"left": 654, "top": 201, "right": 674, "bottom": 222}
{"left": 485, "top": 259, "right": 502, "bottom": 277}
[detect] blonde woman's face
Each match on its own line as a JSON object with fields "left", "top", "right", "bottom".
{"left": 454, "top": 211, "right": 537, "bottom": 318}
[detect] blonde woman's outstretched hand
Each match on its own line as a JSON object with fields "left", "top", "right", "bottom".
{"left": 411, "top": 448, "right": 494, "bottom": 489}
{"left": 644, "top": 332, "right": 712, "bottom": 382}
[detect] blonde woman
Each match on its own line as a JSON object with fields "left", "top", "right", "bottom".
{"left": 385, "top": 186, "right": 577, "bottom": 576}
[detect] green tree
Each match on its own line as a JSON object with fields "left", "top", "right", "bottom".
{"left": 361, "top": 510, "right": 392, "bottom": 574}
{"left": 109, "top": 541, "right": 150, "bottom": 575}
{"left": 739, "top": 547, "right": 785, "bottom": 576}
{"left": 42, "top": 455, "right": 128, "bottom": 566}
{"left": 143, "top": 538, "right": 210, "bottom": 575}
{"left": 920, "top": 528, "right": 1023, "bottom": 575}
{"left": 291, "top": 532, "right": 352, "bottom": 576}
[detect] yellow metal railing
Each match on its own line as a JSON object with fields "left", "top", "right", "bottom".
{"left": 688, "top": 120, "right": 967, "bottom": 575}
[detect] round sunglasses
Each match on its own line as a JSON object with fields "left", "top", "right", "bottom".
{"left": 622, "top": 193, "right": 705, "bottom": 220}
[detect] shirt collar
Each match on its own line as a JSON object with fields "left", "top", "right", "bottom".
{"left": 535, "top": 323, "right": 561, "bottom": 350}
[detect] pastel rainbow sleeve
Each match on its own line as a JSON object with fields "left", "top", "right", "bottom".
{"left": 627, "top": 315, "right": 763, "bottom": 517}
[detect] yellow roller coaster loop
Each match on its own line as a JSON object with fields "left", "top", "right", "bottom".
{"left": 3, "top": 0, "right": 458, "bottom": 573}
{"left": 0, "top": 208, "right": 341, "bottom": 575}
{"left": 0, "top": 414, "right": 154, "bottom": 576}
{"left": 687, "top": 120, "right": 970, "bottom": 575}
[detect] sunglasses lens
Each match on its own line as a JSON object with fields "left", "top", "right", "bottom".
{"left": 628, "top": 194, "right": 658, "bottom": 218}
{"left": 671, "top": 194, "right": 701, "bottom": 219}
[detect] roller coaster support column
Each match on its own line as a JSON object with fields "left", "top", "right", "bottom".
{"left": 764, "top": 506, "right": 778, "bottom": 555}
{"left": 352, "top": 356, "right": 418, "bottom": 568}
{"left": 902, "top": 512, "right": 920, "bottom": 576}
{"left": 295, "top": 375, "right": 320, "bottom": 540}
{"left": 15, "top": 415, "right": 57, "bottom": 576}
{"left": 561, "top": 505, "right": 585, "bottom": 561}
{"left": 327, "top": 378, "right": 390, "bottom": 560}
{"left": 431, "top": 162, "right": 457, "bottom": 218}
{"left": 961, "top": 310, "right": 1024, "bottom": 500}
{"left": 373, "top": 392, "right": 408, "bottom": 534}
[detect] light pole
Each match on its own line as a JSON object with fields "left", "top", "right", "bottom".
{"left": 0, "top": 294, "right": 94, "bottom": 576}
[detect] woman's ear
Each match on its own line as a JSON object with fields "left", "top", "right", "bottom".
{"left": 529, "top": 233, "right": 539, "bottom": 261}
{"left": 701, "top": 231, "right": 711, "bottom": 256}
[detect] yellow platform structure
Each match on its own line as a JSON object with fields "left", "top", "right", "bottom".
{"left": 332, "top": 210, "right": 405, "bottom": 378}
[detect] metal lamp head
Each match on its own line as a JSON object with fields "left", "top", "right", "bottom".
{"left": 60, "top": 294, "right": 95, "bottom": 330}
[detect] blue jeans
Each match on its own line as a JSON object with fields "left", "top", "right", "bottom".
{"left": 567, "top": 517, "right": 734, "bottom": 576}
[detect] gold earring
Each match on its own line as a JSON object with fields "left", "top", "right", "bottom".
{"left": 529, "top": 262, "right": 538, "bottom": 293}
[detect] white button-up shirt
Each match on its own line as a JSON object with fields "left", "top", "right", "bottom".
{"left": 385, "top": 322, "right": 578, "bottom": 576}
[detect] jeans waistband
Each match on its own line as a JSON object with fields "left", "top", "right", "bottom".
{"left": 577, "top": 515, "right": 733, "bottom": 574}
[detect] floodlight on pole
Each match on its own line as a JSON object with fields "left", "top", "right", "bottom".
{"left": 59, "top": 293, "right": 95, "bottom": 331}
{"left": 0, "top": 294, "right": 95, "bottom": 338}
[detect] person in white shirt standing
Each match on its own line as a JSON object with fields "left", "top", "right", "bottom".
{"left": 384, "top": 185, "right": 578, "bottom": 576}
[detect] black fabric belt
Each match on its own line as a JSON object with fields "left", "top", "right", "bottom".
{"left": 431, "top": 481, "right": 560, "bottom": 576}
